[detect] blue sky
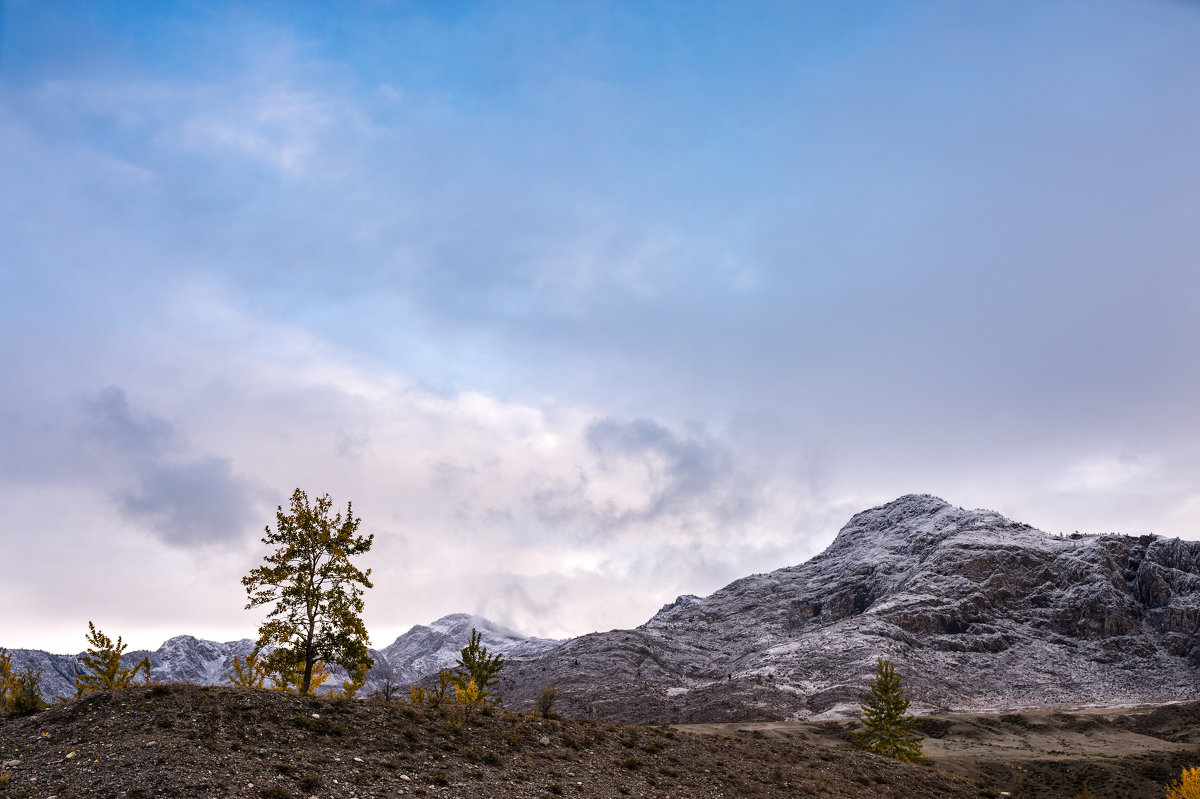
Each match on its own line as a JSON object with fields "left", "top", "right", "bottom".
{"left": 3, "top": 0, "right": 1200, "bottom": 653}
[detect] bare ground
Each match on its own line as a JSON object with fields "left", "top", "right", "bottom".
{"left": 676, "top": 701, "right": 1200, "bottom": 798}
{"left": 0, "top": 683, "right": 989, "bottom": 799}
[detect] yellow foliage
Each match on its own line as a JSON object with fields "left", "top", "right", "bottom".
{"left": 427, "top": 669, "right": 455, "bottom": 706}
{"left": 75, "top": 622, "right": 151, "bottom": 697}
{"left": 408, "top": 685, "right": 427, "bottom": 704}
{"left": 455, "top": 678, "right": 481, "bottom": 707}
{"left": 0, "top": 648, "right": 12, "bottom": 690}
{"left": 0, "top": 649, "right": 13, "bottom": 707}
{"left": 228, "top": 649, "right": 270, "bottom": 689}
{"left": 1166, "top": 766, "right": 1200, "bottom": 799}
{"left": 333, "top": 662, "right": 369, "bottom": 699}
{"left": 270, "top": 656, "right": 330, "bottom": 695}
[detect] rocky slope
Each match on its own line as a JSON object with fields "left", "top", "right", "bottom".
{"left": 5, "top": 614, "right": 559, "bottom": 701}
{"left": 0, "top": 682, "right": 985, "bottom": 799}
{"left": 499, "top": 494, "right": 1200, "bottom": 723}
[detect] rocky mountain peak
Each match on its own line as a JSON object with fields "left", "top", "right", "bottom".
{"left": 499, "top": 495, "right": 1200, "bottom": 724}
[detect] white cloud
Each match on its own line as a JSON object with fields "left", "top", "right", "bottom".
{"left": 1054, "top": 453, "right": 1157, "bottom": 493}
{"left": 2, "top": 285, "right": 837, "bottom": 651}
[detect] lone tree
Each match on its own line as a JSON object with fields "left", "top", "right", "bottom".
{"left": 243, "top": 489, "right": 374, "bottom": 695}
{"left": 853, "top": 657, "right": 925, "bottom": 763}
{"left": 451, "top": 628, "right": 505, "bottom": 703}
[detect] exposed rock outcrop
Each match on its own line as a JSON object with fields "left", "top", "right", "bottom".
{"left": 499, "top": 494, "right": 1200, "bottom": 723}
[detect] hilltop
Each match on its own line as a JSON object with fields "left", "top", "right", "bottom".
{"left": 0, "top": 684, "right": 984, "bottom": 799}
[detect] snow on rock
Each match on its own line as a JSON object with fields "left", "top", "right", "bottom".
{"left": 376, "top": 612, "right": 561, "bottom": 686}
{"left": 4, "top": 615, "right": 560, "bottom": 701}
{"left": 498, "top": 494, "right": 1200, "bottom": 724}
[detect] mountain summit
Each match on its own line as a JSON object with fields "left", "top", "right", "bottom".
{"left": 499, "top": 494, "right": 1200, "bottom": 723}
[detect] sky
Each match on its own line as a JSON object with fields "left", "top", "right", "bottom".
{"left": 2, "top": 0, "right": 1199, "bottom": 654}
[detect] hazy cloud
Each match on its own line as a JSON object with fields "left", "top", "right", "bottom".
{"left": 82, "top": 386, "right": 172, "bottom": 458}
{"left": 117, "top": 456, "right": 259, "bottom": 547}
{"left": 585, "top": 417, "right": 736, "bottom": 524}
{"left": 79, "top": 386, "right": 263, "bottom": 549}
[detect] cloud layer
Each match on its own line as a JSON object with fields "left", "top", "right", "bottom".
{"left": 2, "top": 1, "right": 1200, "bottom": 651}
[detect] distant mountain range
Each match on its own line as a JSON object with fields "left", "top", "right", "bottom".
{"left": 9, "top": 495, "right": 1199, "bottom": 725}
{"left": 5, "top": 613, "right": 560, "bottom": 701}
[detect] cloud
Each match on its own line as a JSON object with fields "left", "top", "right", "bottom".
{"left": 1055, "top": 453, "right": 1157, "bottom": 494}
{"left": 82, "top": 385, "right": 172, "bottom": 457}
{"left": 77, "top": 385, "right": 264, "bottom": 549}
{"left": 117, "top": 456, "right": 260, "bottom": 547}
{"left": 584, "top": 417, "right": 736, "bottom": 525}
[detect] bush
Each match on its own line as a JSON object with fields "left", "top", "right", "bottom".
{"left": 450, "top": 629, "right": 504, "bottom": 703}
{"left": 75, "top": 622, "right": 151, "bottom": 696}
{"left": 7, "top": 668, "right": 46, "bottom": 715}
{"left": 0, "top": 650, "right": 46, "bottom": 716}
{"left": 1166, "top": 766, "right": 1200, "bottom": 799}
{"left": 535, "top": 686, "right": 560, "bottom": 718}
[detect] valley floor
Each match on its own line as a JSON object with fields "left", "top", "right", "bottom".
{"left": 676, "top": 701, "right": 1200, "bottom": 799}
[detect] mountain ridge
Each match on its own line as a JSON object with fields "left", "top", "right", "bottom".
{"left": 4, "top": 613, "right": 560, "bottom": 701}
{"left": 497, "top": 494, "right": 1200, "bottom": 723}
{"left": 10, "top": 495, "right": 1198, "bottom": 724}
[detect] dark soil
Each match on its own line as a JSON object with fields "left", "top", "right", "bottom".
{"left": 0, "top": 684, "right": 990, "bottom": 799}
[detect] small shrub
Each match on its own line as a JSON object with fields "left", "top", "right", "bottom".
{"left": 621, "top": 755, "right": 643, "bottom": 770}
{"left": 75, "top": 622, "right": 151, "bottom": 696}
{"left": 535, "top": 686, "right": 560, "bottom": 718}
{"left": 1166, "top": 767, "right": 1200, "bottom": 799}
{"left": 7, "top": 668, "right": 47, "bottom": 716}
{"left": 431, "top": 770, "right": 449, "bottom": 786}
{"left": 259, "top": 787, "right": 293, "bottom": 799}
{"left": 548, "top": 784, "right": 563, "bottom": 795}
{"left": 482, "top": 751, "right": 503, "bottom": 768}
{"left": 450, "top": 629, "right": 505, "bottom": 704}
{"left": 0, "top": 772, "right": 11, "bottom": 788}
{"left": 229, "top": 649, "right": 271, "bottom": 689}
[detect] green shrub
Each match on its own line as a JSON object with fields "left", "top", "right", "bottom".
{"left": 75, "top": 622, "right": 151, "bottom": 696}
{"left": 0, "top": 649, "right": 46, "bottom": 716}
{"left": 852, "top": 657, "right": 925, "bottom": 763}
{"left": 535, "top": 686, "right": 560, "bottom": 718}
{"left": 8, "top": 668, "right": 46, "bottom": 715}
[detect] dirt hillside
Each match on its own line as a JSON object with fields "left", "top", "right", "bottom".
{"left": 0, "top": 684, "right": 988, "bottom": 799}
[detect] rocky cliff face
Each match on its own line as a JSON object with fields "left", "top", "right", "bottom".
{"left": 499, "top": 495, "right": 1200, "bottom": 723}
{"left": 5, "top": 614, "right": 559, "bottom": 700}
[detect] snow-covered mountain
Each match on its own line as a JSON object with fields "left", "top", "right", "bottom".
{"left": 498, "top": 494, "right": 1200, "bottom": 723}
{"left": 378, "top": 613, "right": 560, "bottom": 686}
{"left": 11, "top": 496, "right": 1199, "bottom": 721}
{"left": 4, "top": 615, "right": 559, "bottom": 700}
